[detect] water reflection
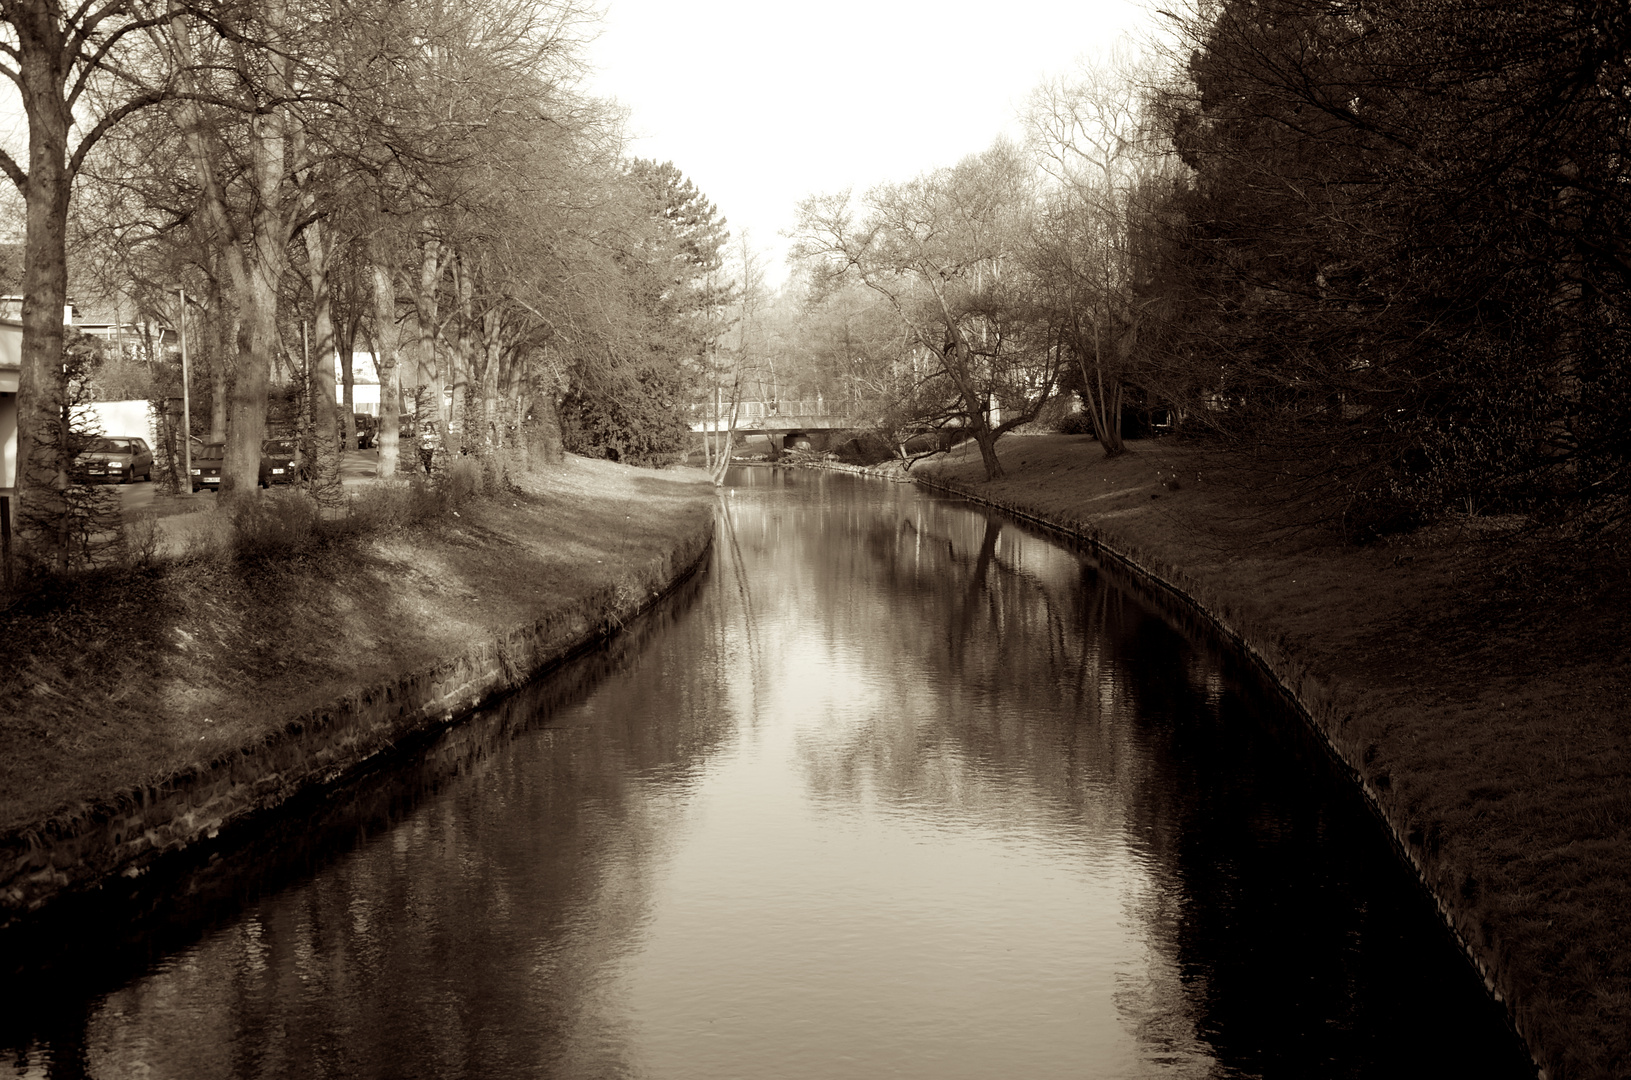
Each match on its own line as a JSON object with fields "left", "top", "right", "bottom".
{"left": 2, "top": 467, "right": 1529, "bottom": 1079}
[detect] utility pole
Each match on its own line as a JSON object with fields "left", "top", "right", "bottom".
{"left": 179, "top": 287, "right": 194, "bottom": 496}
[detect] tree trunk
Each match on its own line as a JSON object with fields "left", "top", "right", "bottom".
{"left": 410, "top": 239, "right": 447, "bottom": 470}
{"left": 14, "top": 173, "right": 71, "bottom": 568}
{"left": 710, "top": 380, "right": 723, "bottom": 469}
{"left": 451, "top": 254, "right": 476, "bottom": 456}
{"left": 220, "top": 107, "right": 292, "bottom": 494}
{"left": 709, "top": 372, "right": 744, "bottom": 486}
{"left": 340, "top": 316, "right": 357, "bottom": 450}
{"left": 972, "top": 423, "right": 1004, "bottom": 479}
{"left": 478, "top": 306, "right": 505, "bottom": 456}
{"left": 1077, "top": 318, "right": 1125, "bottom": 458}
{"left": 370, "top": 259, "right": 403, "bottom": 476}
{"left": 946, "top": 337, "right": 1004, "bottom": 480}
{"left": 11, "top": 3, "right": 73, "bottom": 567}
{"left": 223, "top": 270, "right": 277, "bottom": 496}
{"left": 170, "top": 0, "right": 293, "bottom": 497}
{"left": 208, "top": 280, "right": 231, "bottom": 443}
{"left": 302, "top": 219, "right": 341, "bottom": 495}
{"left": 209, "top": 339, "right": 230, "bottom": 443}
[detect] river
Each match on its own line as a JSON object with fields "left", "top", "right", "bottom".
{"left": 2, "top": 468, "right": 1532, "bottom": 1078}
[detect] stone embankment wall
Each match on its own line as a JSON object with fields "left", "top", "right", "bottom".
{"left": 912, "top": 475, "right": 1547, "bottom": 1080}
{"left": 0, "top": 526, "right": 713, "bottom": 928}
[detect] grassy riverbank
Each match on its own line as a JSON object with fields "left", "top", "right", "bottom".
{"left": 918, "top": 434, "right": 1628, "bottom": 1080}
{"left": 0, "top": 456, "right": 715, "bottom": 836}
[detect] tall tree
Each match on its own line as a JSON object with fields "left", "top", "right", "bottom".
{"left": 0, "top": 0, "right": 172, "bottom": 563}
{"left": 558, "top": 159, "right": 733, "bottom": 465}
{"left": 1154, "top": 0, "right": 1631, "bottom": 533}
{"left": 163, "top": 0, "right": 317, "bottom": 495}
{"left": 701, "top": 232, "right": 770, "bottom": 482}
{"left": 793, "top": 140, "right": 1061, "bottom": 479}
{"left": 1025, "top": 46, "right": 1172, "bottom": 456}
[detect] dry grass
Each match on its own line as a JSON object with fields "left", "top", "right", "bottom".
{"left": 0, "top": 455, "right": 714, "bottom": 834}
{"left": 920, "top": 434, "right": 1630, "bottom": 1080}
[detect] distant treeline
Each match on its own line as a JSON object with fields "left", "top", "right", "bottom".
{"left": 788, "top": 1, "right": 1628, "bottom": 538}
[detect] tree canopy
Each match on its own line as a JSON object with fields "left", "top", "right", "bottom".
{"left": 1, "top": 0, "right": 742, "bottom": 568}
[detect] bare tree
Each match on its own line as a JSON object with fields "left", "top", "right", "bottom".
{"left": 700, "top": 232, "right": 773, "bottom": 483}
{"left": 1024, "top": 44, "right": 1171, "bottom": 457}
{"left": 160, "top": 0, "right": 325, "bottom": 495}
{"left": 0, "top": 0, "right": 176, "bottom": 564}
{"left": 794, "top": 140, "right": 1061, "bottom": 479}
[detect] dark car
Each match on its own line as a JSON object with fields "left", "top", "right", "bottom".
{"left": 260, "top": 437, "right": 301, "bottom": 486}
{"left": 349, "top": 413, "right": 378, "bottom": 450}
{"left": 188, "top": 440, "right": 300, "bottom": 491}
{"left": 190, "top": 441, "right": 225, "bottom": 492}
{"left": 76, "top": 436, "right": 153, "bottom": 483}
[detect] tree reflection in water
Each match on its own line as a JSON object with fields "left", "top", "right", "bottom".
{"left": 1, "top": 468, "right": 1530, "bottom": 1080}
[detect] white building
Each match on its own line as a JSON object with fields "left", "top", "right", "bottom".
{"left": 337, "top": 351, "right": 382, "bottom": 416}
{"left": 1, "top": 319, "right": 18, "bottom": 499}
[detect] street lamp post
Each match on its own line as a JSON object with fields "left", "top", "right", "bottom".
{"left": 178, "top": 287, "right": 193, "bottom": 495}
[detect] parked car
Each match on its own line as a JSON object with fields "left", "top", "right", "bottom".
{"left": 190, "top": 441, "right": 225, "bottom": 492}
{"left": 188, "top": 439, "right": 301, "bottom": 491}
{"left": 350, "top": 413, "right": 378, "bottom": 450}
{"left": 76, "top": 436, "right": 154, "bottom": 483}
{"left": 260, "top": 437, "right": 301, "bottom": 486}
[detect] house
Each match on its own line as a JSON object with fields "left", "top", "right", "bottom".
{"left": 0, "top": 295, "right": 77, "bottom": 325}
{"left": 338, "top": 350, "right": 382, "bottom": 416}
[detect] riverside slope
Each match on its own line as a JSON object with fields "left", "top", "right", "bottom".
{"left": 0, "top": 456, "right": 715, "bottom": 925}
{"left": 914, "top": 435, "right": 1628, "bottom": 1080}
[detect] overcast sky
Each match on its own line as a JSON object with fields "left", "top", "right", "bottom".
{"left": 0, "top": 1, "right": 1162, "bottom": 267}
{"left": 583, "top": 0, "right": 1160, "bottom": 284}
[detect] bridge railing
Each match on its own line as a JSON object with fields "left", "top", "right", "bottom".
{"left": 688, "top": 400, "right": 836, "bottom": 420}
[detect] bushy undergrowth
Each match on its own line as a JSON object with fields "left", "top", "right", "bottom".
{"left": 829, "top": 430, "right": 896, "bottom": 466}
{"left": 228, "top": 489, "right": 320, "bottom": 560}
{"left": 1052, "top": 412, "right": 1094, "bottom": 436}
{"left": 242, "top": 455, "right": 517, "bottom": 556}
{"left": 2, "top": 454, "right": 524, "bottom": 604}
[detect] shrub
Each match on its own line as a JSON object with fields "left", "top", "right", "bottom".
{"left": 830, "top": 429, "right": 896, "bottom": 466}
{"left": 1053, "top": 412, "right": 1094, "bottom": 436}
{"left": 337, "top": 478, "right": 440, "bottom": 533}
{"left": 446, "top": 456, "right": 483, "bottom": 507}
{"left": 228, "top": 489, "right": 318, "bottom": 561}
{"left": 558, "top": 365, "right": 690, "bottom": 466}
{"left": 121, "top": 511, "right": 162, "bottom": 569}
{"left": 333, "top": 466, "right": 499, "bottom": 538}
{"left": 329, "top": 482, "right": 406, "bottom": 536}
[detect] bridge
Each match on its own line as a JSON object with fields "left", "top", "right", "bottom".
{"left": 689, "top": 400, "right": 863, "bottom": 449}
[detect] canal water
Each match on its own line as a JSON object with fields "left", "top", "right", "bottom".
{"left": 3, "top": 469, "right": 1531, "bottom": 1078}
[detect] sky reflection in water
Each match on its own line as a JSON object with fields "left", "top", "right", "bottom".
{"left": 4, "top": 468, "right": 1529, "bottom": 1079}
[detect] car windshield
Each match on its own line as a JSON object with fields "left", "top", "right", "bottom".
{"left": 197, "top": 444, "right": 225, "bottom": 461}
{"left": 263, "top": 439, "right": 296, "bottom": 455}
{"left": 83, "top": 437, "right": 123, "bottom": 453}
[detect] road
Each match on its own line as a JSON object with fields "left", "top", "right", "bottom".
{"left": 118, "top": 449, "right": 383, "bottom": 507}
